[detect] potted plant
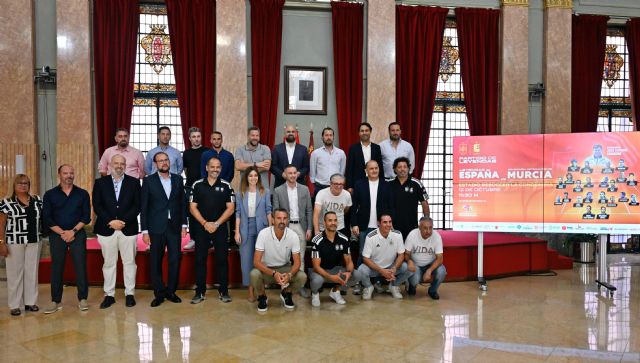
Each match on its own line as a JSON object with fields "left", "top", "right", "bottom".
{"left": 564, "top": 233, "right": 598, "bottom": 263}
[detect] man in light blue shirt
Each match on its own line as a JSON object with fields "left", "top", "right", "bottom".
{"left": 145, "top": 126, "right": 184, "bottom": 175}
{"left": 309, "top": 127, "right": 346, "bottom": 195}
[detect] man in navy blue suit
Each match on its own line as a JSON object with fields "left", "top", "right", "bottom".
{"left": 345, "top": 122, "right": 384, "bottom": 193}
{"left": 141, "top": 152, "right": 187, "bottom": 307}
{"left": 350, "top": 160, "right": 394, "bottom": 266}
{"left": 92, "top": 155, "right": 141, "bottom": 309}
{"left": 271, "top": 125, "right": 309, "bottom": 188}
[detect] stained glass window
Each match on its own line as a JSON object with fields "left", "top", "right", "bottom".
{"left": 130, "top": 4, "right": 183, "bottom": 158}
{"left": 598, "top": 27, "right": 634, "bottom": 252}
{"left": 420, "top": 20, "right": 470, "bottom": 229}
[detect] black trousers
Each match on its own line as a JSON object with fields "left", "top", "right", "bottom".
{"left": 50, "top": 231, "right": 88, "bottom": 303}
{"left": 149, "top": 228, "right": 182, "bottom": 298}
{"left": 194, "top": 228, "right": 228, "bottom": 295}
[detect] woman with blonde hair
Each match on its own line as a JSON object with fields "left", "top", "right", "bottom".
{"left": 0, "top": 174, "right": 43, "bottom": 316}
{"left": 235, "top": 167, "right": 272, "bottom": 301}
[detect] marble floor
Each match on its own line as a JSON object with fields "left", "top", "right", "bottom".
{"left": 1, "top": 255, "right": 639, "bottom": 362}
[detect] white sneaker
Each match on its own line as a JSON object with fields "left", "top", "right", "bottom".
{"left": 184, "top": 240, "right": 196, "bottom": 250}
{"left": 362, "top": 286, "right": 374, "bottom": 300}
{"left": 329, "top": 289, "right": 346, "bottom": 305}
{"left": 389, "top": 285, "right": 403, "bottom": 299}
{"left": 311, "top": 292, "right": 320, "bottom": 307}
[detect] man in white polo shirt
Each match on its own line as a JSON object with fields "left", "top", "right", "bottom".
{"left": 357, "top": 214, "right": 408, "bottom": 300}
{"left": 250, "top": 208, "right": 307, "bottom": 312}
{"left": 405, "top": 216, "right": 446, "bottom": 300}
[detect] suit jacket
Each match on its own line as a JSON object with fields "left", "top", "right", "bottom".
{"left": 271, "top": 143, "right": 310, "bottom": 187}
{"left": 140, "top": 173, "right": 187, "bottom": 234}
{"left": 272, "top": 183, "right": 312, "bottom": 232}
{"left": 345, "top": 142, "right": 384, "bottom": 189}
{"left": 92, "top": 174, "right": 141, "bottom": 236}
{"left": 350, "top": 178, "right": 394, "bottom": 230}
{"left": 236, "top": 190, "right": 272, "bottom": 241}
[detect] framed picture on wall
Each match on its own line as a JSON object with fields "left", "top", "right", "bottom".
{"left": 284, "top": 66, "right": 327, "bottom": 115}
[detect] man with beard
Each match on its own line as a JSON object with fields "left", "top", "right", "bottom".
{"left": 201, "top": 131, "right": 235, "bottom": 183}
{"left": 235, "top": 126, "right": 272, "bottom": 188}
{"left": 389, "top": 157, "right": 429, "bottom": 239}
{"left": 380, "top": 122, "right": 415, "bottom": 180}
{"left": 141, "top": 152, "right": 188, "bottom": 307}
{"left": 92, "top": 155, "right": 141, "bottom": 309}
{"left": 42, "top": 164, "right": 91, "bottom": 313}
{"left": 345, "top": 122, "right": 384, "bottom": 192}
{"left": 182, "top": 127, "right": 209, "bottom": 251}
{"left": 250, "top": 209, "right": 307, "bottom": 312}
{"left": 145, "top": 126, "right": 184, "bottom": 175}
{"left": 98, "top": 128, "right": 145, "bottom": 179}
{"left": 309, "top": 211, "right": 362, "bottom": 307}
{"left": 189, "top": 157, "right": 236, "bottom": 304}
{"left": 271, "top": 125, "right": 309, "bottom": 188}
{"left": 310, "top": 127, "right": 346, "bottom": 195}
{"left": 584, "top": 144, "right": 611, "bottom": 167}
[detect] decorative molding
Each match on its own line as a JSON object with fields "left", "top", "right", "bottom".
{"left": 502, "top": 0, "right": 528, "bottom": 7}
{"left": 544, "top": 0, "right": 572, "bottom": 9}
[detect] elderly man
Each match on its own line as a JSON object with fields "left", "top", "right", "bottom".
{"left": 313, "top": 173, "right": 352, "bottom": 237}
{"left": 404, "top": 217, "right": 446, "bottom": 300}
{"left": 357, "top": 214, "right": 408, "bottom": 300}
{"left": 273, "top": 164, "right": 313, "bottom": 297}
{"left": 42, "top": 164, "right": 91, "bottom": 313}
{"left": 309, "top": 212, "right": 362, "bottom": 307}
{"left": 235, "top": 126, "right": 272, "bottom": 188}
{"left": 92, "top": 155, "right": 141, "bottom": 309}
{"left": 250, "top": 209, "right": 307, "bottom": 312}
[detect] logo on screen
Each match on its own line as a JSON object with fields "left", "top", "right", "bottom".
{"left": 473, "top": 143, "right": 481, "bottom": 153}
{"left": 459, "top": 143, "right": 468, "bottom": 155}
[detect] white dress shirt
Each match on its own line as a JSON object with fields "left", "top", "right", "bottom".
{"left": 286, "top": 142, "right": 296, "bottom": 164}
{"left": 368, "top": 179, "right": 379, "bottom": 228}
{"left": 361, "top": 142, "right": 372, "bottom": 164}
{"left": 287, "top": 184, "right": 299, "bottom": 221}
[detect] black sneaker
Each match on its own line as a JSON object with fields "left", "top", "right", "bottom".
{"left": 281, "top": 290, "right": 295, "bottom": 309}
{"left": 257, "top": 295, "right": 268, "bottom": 312}
{"left": 219, "top": 292, "right": 232, "bottom": 303}
{"left": 428, "top": 291, "right": 440, "bottom": 300}
{"left": 407, "top": 284, "right": 417, "bottom": 296}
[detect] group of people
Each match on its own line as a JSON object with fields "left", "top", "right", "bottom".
{"left": 0, "top": 122, "right": 447, "bottom": 315}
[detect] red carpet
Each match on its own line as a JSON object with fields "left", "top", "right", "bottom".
{"left": 38, "top": 231, "right": 572, "bottom": 288}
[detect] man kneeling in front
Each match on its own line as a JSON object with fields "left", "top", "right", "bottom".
{"left": 405, "top": 216, "right": 446, "bottom": 300}
{"left": 250, "top": 208, "right": 307, "bottom": 312}
{"left": 357, "top": 214, "right": 409, "bottom": 300}
{"left": 309, "top": 211, "right": 362, "bottom": 307}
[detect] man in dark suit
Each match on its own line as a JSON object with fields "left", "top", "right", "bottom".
{"left": 271, "top": 125, "right": 309, "bottom": 188}
{"left": 141, "top": 152, "right": 187, "bottom": 307}
{"left": 345, "top": 122, "right": 384, "bottom": 192}
{"left": 351, "top": 160, "right": 393, "bottom": 266}
{"left": 92, "top": 154, "right": 141, "bottom": 309}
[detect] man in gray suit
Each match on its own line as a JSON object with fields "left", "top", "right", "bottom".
{"left": 273, "top": 164, "right": 312, "bottom": 297}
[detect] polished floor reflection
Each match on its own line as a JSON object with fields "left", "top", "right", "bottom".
{"left": 1, "top": 255, "right": 639, "bottom": 362}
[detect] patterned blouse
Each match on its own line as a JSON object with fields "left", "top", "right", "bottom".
{"left": 0, "top": 195, "right": 42, "bottom": 244}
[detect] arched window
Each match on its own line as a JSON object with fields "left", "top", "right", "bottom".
{"left": 420, "top": 19, "right": 470, "bottom": 229}
{"left": 130, "top": 4, "right": 184, "bottom": 158}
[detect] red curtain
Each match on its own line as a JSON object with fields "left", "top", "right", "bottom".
{"left": 572, "top": 15, "right": 608, "bottom": 133}
{"left": 250, "top": 0, "right": 285, "bottom": 148}
{"left": 626, "top": 18, "right": 640, "bottom": 131}
{"left": 396, "top": 5, "right": 448, "bottom": 178}
{"left": 93, "top": 0, "right": 139, "bottom": 155}
{"left": 332, "top": 1, "right": 364, "bottom": 149}
{"left": 456, "top": 8, "right": 500, "bottom": 136}
{"left": 166, "top": 0, "right": 216, "bottom": 148}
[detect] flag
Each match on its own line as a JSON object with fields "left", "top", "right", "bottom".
{"left": 307, "top": 129, "right": 315, "bottom": 194}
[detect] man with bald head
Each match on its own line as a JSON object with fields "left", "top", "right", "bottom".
{"left": 92, "top": 155, "right": 142, "bottom": 309}
{"left": 42, "top": 164, "right": 91, "bottom": 314}
{"left": 271, "top": 124, "right": 309, "bottom": 188}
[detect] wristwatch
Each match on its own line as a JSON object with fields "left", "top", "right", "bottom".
{"left": 214, "top": 222, "right": 220, "bottom": 228}
{"left": 72, "top": 227, "right": 79, "bottom": 234}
